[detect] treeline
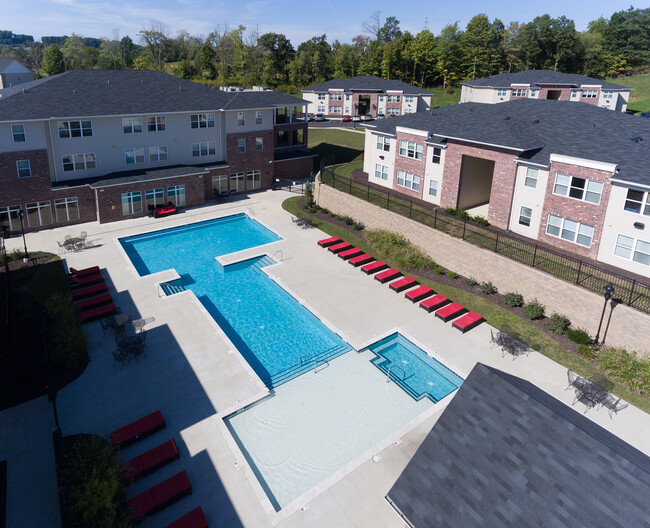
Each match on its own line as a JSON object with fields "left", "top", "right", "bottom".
{"left": 0, "top": 30, "right": 34, "bottom": 46}
{"left": 2, "top": 7, "right": 649, "bottom": 91}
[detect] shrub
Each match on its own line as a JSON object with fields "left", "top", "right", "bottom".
{"left": 352, "top": 220, "right": 365, "bottom": 230}
{"left": 43, "top": 291, "right": 86, "bottom": 369}
{"left": 341, "top": 215, "right": 355, "bottom": 225}
{"left": 548, "top": 313, "right": 571, "bottom": 334}
{"left": 320, "top": 207, "right": 330, "bottom": 215}
{"left": 455, "top": 208, "right": 470, "bottom": 220}
{"left": 465, "top": 276, "right": 478, "bottom": 286}
{"left": 434, "top": 265, "right": 445, "bottom": 274}
{"left": 309, "top": 206, "right": 318, "bottom": 214}
{"left": 578, "top": 344, "right": 597, "bottom": 360}
{"left": 444, "top": 207, "right": 456, "bottom": 216}
{"left": 598, "top": 347, "right": 650, "bottom": 394}
{"left": 304, "top": 182, "right": 314, "bottom": 207}
{"left": 481, "top": 281, "right": 497, "bottom": 294}
{"left": 447, "top": 271, "right": 458, "bottom": 279}
{"left": 503, "top": 292, "right": 524, "bottom": 307}
{"left": 9, "top": 248, "right": 24, "bottom": 262}
{"left": 523, "top": 299, "right": 545, "bottom": 320}
{"left": 365, "top": 230, "right": 437, "bottom": 269}
{"left": 471, "top": 215, "right": 489, "bottom": 226}
{"left": 567, "top": 328, "right": 591, "bottom": 345}
{"left": 312, "top": 204, "right": 322, "bottom": 211}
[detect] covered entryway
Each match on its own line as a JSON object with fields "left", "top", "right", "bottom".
{"left": 358, "top": 95, "right": 370, "bottom": 116}
{"left": 457, "top": 155, "right": 494, "bottom": 210}
{"left": 546, "top": 90, "right": 562, "bottom": 100}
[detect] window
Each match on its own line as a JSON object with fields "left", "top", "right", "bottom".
{"left": 571, "top": 91, "right": 580, "bottom": 99}
{"left": 190, "top": 113, "right": 215, "bottom": 128}
{"left": 147, "top": 116, "right": 166, "bottom": 131}
{"left": 124, "top": 148, "right": 145, "bottom": 164}
{"left": 624, "top": 189, "right": 650, "bottom": 216}
{"left": 256, "top": 111, "right": 263, "bottom": 124}
{"left": 238, "top": 139, "right": 246, "bottom": 153}
{"left": 396, "top": 170, "right": 420, "bottom": 191}
{"left": 329, "top": 106, "right": 342, "bottom": 114}
{"left": 317, "top": 93, "right": 326, "bottom": 100}
{"left": 54, "top": 197, "right": 80, "bottom": 223}
{"left": 428, "top": 180, "right": 438, "bottom": 197}
{"left": 212, "top": 175, "right": 228, "bottom": 196}
{"left": 58, "top": 120, "right": 92, "bottom": 138}
{"left": 387, "top": 95, "right": 400, "bottom": 103}
{"left": 247, "top": 170, "right": 261, "bottom": 190}
{"left": 404, "top": 96, "right": 414, "bottom": 103}
{"left": 26, "top": 201, "right": 52, "bottom": 227}
{"left": 145, "top": 188, "right": 164, "bottom": 210}
{"left": 519, "top": 206, "right": 533, "bottom": 227}
{"left": 230, "top": 172, "right": 245, "bottom": 192}
{"left": 431, "top": 147, "right": 441, "bottom": 164}
{"left": 192, "top": 141, "right": 216, "bottom": 157}
{"left": 379, "top": 95, "right": 385, "bottom": 102}
{"left": 614, "top": 235, "right": 650, "bottom": 266}
{"left": 602, "top": 91, "right": 613, "bottom": 99}
{"left": 16, "top": 160, "right": 31, "bottom": 178}
{"left": 122, "top": 117, "right": 142, "bottom": 134}
{"left": 374, "top": 164, "right": 388, "bottom": 180}
{"left": 546, "top": 214, "right": 594, "bottom": 247}
{"left": 529, "top": 89, "right": 538, "bottom": 97}
{"left": 167, "top": 185, "right": 185, "bottom": 206}
{"left": 121, "top": 191, "right": 142, "bottom": 216}
{"left": 404, "top": 109, "right": 414, "bottom": 115}
{"left": 11, "top": 124, "right": 25, "bottom": 142}
{"left": 256, "top": 137, "right": 263, "bottom": 151}
{"left": 497, "top": 89, "right": 508, "bottom": 97}
{"left": 149, "top": 145, "right": 168, "bottom": 162}
{"left": 582, "top": 90, "right": 598, "bottom": 98}
{"left": 62, "top": 153, "right": 96, "bottom": 171}
{"left": 386, "top": 108, "right": 400, "bottom": 116}
{"left": 237, "top": 111, "right": 245, "bottom": 126}
{"left": 553, "top": 174, "right": 603, "bottom": 204}
{"left": 512, "top": 88, "right": 527, "bottom": 97}
{"left": 376, "top": 135, "right": 390, "bottom": 151}
{"left": 330, "top": 93, "right": 342, "bottom": 101}
{"left": 524, "top": 167, "right": 539, "bottom": 188}
{"left": 0, "top": 205, "right": 21, "bottom": 231}
{"left": 345, "top": 94, "right": 351, "bottom": 101}
{"left": 317, "top": 105, "right": 326, "bottom": 113}
{"left": 399, "top": 140, "right": 423, "bottom": 160}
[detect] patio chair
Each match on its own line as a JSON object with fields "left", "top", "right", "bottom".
{"left": 600, "top": 394, "right": 628, "bottom": 418}
{"left": 57, "top": 241, "right": 67, "bottom": 254}
{"left": 112, "top": 350, "right": 128, "bottom": 369}
{"left": 101, "top": 316, "right": 117, "bottom": 336}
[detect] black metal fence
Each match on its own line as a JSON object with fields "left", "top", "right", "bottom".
{"left": 320, "top": 166, "right": 650, "bottom": 315}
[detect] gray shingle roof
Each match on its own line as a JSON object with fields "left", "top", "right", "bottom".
{"left": 0, "top": 69, "right": 307, "bottom": 121}
{"left": 366, "top": 99, "right": 650, "bottom": 186}
{"left": 387, "top": 363, "right": 650, "bottom": 528}
{"left": 303, "top": 75, "right": 430, "bottom": 95}
{"left": 463, "top": 70, "right": 630, "bottom": 91}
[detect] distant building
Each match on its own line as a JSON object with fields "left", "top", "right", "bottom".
{"left": 302, "top": 76, "right": 431, "bottom": 118}
{"left": 0, "top": 59, "right": 34, "bottom": 89}
{"left": 461, "top": 70, "right": 631, "bottom": 112}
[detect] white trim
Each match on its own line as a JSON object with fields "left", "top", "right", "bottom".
{"left": 515, "top": 159, "right": 548, "bottom": 169}
{"left": 443, "top": 135, "right": 527, "bottom": 152}
{"left": 611, "top": 178, "right": 650, "bottom": 191}
{"left": 395, "top": 126, "right": 428, "bottom": 138}
{"left": 549, "top": 153, "right": 617, "bottom": 173}
{"left": 90, "top": 170, "right": 209, "bottom": 189}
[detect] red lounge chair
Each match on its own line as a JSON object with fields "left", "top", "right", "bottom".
{"left": 420, "top": 294, "right": 450, "bottom": 313}
{"left": 129, "top": 471, "right": 192, "bottom": 521}
{"left": 328, "top": 241, "right": 352, "bottom": 254}
{"left": 75, "top": 292, "right": 112, "bottom": 312}
{"left": 70, "top": 273, "right": 104, "bottom": 287}
{"left": 338, "top": 247, "right": 363, "bottom": 260}
{"left": 375, "top": 268, "right": 401, "bottom": 284}
{"left": 122, "top": 439, "right": 180, "bottom": 483}
{"left": 389, "top": 276, "right": 417, "bottom": 293}
{"left": 111, "top": 411, "right": 166, "bottom": 448}
{"left": 452, "top": 312, "right": 484, "bottom": 333}
{"left": 72, "top": 282, "right": 108, "bottom": 300}
{"left": 69, "top": 266, "right": 100, "bottom": 277}
{"left": 153, "top": 205, "right": 177, "bottom": 218}
{"left": 435, "top": 302, "right": 467, "bottom": 322}
{"left": 406, "top": 285, "right": 434, "bottom": 303}
{"left": 348, "top": 253, "right": 374, "bottom": 267}
{"left": 78, "top": 303, "right": 117, "bottom": 323}
{"left": 318, "top": 236, "right": 341, "bottom": 247}
{"left": 166, "top": 506, "right": 208, "bottom": 528}
{"left": 361, "top": 260, "right": 388, "bottom": 275}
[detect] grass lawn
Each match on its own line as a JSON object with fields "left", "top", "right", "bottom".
{"left": 609, "top": 73, "right": 650, "bottom": 114}
{"left": 427, "top": 86, "right": 461, "bottom": 108}
{"left": 282, "top": 196, "right": 650, "bottom": 413}
{"left": 308, "top": 128, "right": 365, "bottom": 171}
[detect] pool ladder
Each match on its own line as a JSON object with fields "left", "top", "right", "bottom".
{"left": 386, "top": 365, "right": 406, "bottom": 384}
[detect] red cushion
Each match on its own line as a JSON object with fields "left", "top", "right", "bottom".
{"left": 140, "top": 439, "right": 178, "bottom": 470}
{"left": 436, "top": 302, "right": 465, "bottom": 321}
{"left": 78, "top": 303, "right": 116, "bottom": 322}
{"left": 318, "top": 236, "right": 340, "bottom": 247}
{"left": 75, "top": 293, "right": 112, "bottom": 312}
{"left": 420, "top": 294, "right": 449, "bottom": 312}
{"left": 72, "top": 283, "right": 108, "bottom": 300}
{"left": 361, "top": 260, "right": 388, "bottom": 274}
{"left": 338, "top": 247, "right": 362, "bottom": 260}
{"left": 121, "top": 457, "right": 145, "bottom": 482}
{"left": 70, "top": 266, "right": 100, "bottom": 276}
{"left": 406, "top": 285, "right": 433, "bottom": 300}
{"left": 129, "top": 491, "right": 157, "bottom": 521}
{"left": 328, "top": 242, "right": 352, "bottom": 253}
{"left": 71, "top": 273, "right": 103, "bottom": 286}
{"left": 390, "top": 276, "right": 416, "bottom": 291}
{"left": 111, "top": 411, "right": 164, "bottom": 447}
{"left": 453, "top": 312, "right": 483, "bottom": 331}
{"left": 166, "top": 506, "right": 208, "bottom": 528}
{"left": 348, "top": 253, "right": 373, "bottom": 266}
{"left": 151, "top": 471, "right": 191, "bottom": 504}
{"left": 375, "top": 268, "right": 401, "bottom": 283}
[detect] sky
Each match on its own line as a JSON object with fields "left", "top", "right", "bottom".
{"left": 3, "top": 0, "right": 641, "bottom": 46}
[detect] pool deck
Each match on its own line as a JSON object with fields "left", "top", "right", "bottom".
{"left": 2, "top": 191, "right": 650, "bottom": 528}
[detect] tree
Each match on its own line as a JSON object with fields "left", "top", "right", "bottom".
{"left": 461, "top": 14, "right": 503, "bottom": 79}
{"left": 378, "top": 16, "right": 402, "bottom": 44}
{"left": 119, "top": 36, "right": 136, "bottom": 69}
{"left": 138, "top": 21, "right": 170, "bottom": 71}
{"left": 62, "top": 34, "right": 86, "bottom": 70}
{"left": 42, "top": 44, "right": 65, "bottom": 75}
{"left": 199, "top": 43, "right": 216, "bottom": 79}
{"left": 259, "top": 33, "right": 294, "bottom": 85}
{"left": 411, "top": 29, "right": 437, "bottom": 86}
{"left": 603, "top": 7, "right": 650, "bottom": 67}
{"left": 437, "top": 23, "right": 463, "bottom": 87}
{"left": 132, "top": 54, "right": 154, "bottom": 70}
{"left": 290, "top": 35, "right": 333, "bottom": 86}
{"left": 502, "top": 22, "right": 524, "bottom": 72}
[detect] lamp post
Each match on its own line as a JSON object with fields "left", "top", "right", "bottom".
{"left": 17, "top": 207, "right": 29, "bottom": 261}
{"left": 594, "top": 284, "right": 614, "bottom": 345}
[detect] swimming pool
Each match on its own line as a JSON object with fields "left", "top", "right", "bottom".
{"left": 120, "top": 214, "right": 350, "bottom": 387}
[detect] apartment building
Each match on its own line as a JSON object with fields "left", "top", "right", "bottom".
{"left": 460, "top": 70, "right": 631, "bottom": 112}
{"left": 0, "top": 59, "right": 34, "bottom": 89}
{"left": 302, "top": 76, "right": 431, "bottom": 118}
{"left": 0, "top": 69, "right": 312, "bottom": 232}
{"left": 362, "top": 99, "right": 650, "bottom": 277}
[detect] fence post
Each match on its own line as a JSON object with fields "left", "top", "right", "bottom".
{"left": 628, "top": 279, "right": 636, "bottom": 306}
{"left": 434, "top": 208, "right": 437, "bottom": 229}
{"left": 576, "top": 261, "right": 582, "bottom": 284}
{"left": 532, "top": 245, "right": 538, "bottom": 267}
{"left": 462, "top": 219, "right": 467, "bottom": 239}
{"left": 409, "top": 200, "right": 412, "bottom": 218}
{"left": 387, "top": 193, "right": 390, "bottom": 210}
{"left": 495, "top": 232, "right": 499, "bottom": 253}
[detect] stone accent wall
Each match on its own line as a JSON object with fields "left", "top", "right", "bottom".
{"left": 315, "top": 178, "right": 650, "bottom": 356}
{"left": 537, "top": 161, "right": 612, "bottom": 259}
{"left": 393, "top": 132, "right": 427, "bottom": 199}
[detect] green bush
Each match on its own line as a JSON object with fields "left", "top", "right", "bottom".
{"left": 523, "top": 299, "right": 545, "bottom": 320}
{"left": 352, "top": 220, "right": 365, "bottom": 230}
{"left": 433, "top": 265, "right": 445, "bottom": 274}
{"left": 598, "top": 347, "right": 650, "bottom": 394}
{"left": 304, "top": 182, "right": 314, "bottom": 207}
{"left": 320, "top": 207, "right": 330, "bottom": 215}
{"left": 447, "top": 271, "right": 458, "bottom": 279}
{"left": 341, "top": 215, "right": 355, "bottom": 225}
{"left": 465, "top": 276, "right": 478, "bottom": 286}
{"left": 567, "top": 328, "right": 591, "bottom": 345}
{"left": 365, "top": 230, "right": 437, "bottom": 269}
{"left": 548, "top": 313, "right": 571, "bottom": 334}
{"left": 503, "top": 292, "right": 524, "bottom": 307}
{"left": 578, "top": 344, "right": 597, "bottom": 360}
{"left": 309, "top": 206, "right": 317, "bottom": 214}
{"left": 444, "top": 207, "right": 456, "bottom": 216}
{"left": 312, "top": 204, "right": 322, "bottom": 211}
{"left": 455, "top": 208, "right": 470, "bottom": 220}
{"left": 471, "top": 215, "right": 489, "bottom": 226}
{"left": 480, "top": 281, "right": 497, "bottom": 294}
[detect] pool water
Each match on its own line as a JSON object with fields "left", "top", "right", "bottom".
{"left": 120, "top": 214, "right": 350, "bottom": 387}
{"left": 368, "top": 333, "right": 463, "bottom": 402}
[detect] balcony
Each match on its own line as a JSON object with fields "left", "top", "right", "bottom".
{"left": 274, "top": 106, "right": 307, "bottom": 125}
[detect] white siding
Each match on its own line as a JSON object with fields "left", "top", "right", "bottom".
{"left": 0, "top": 120, "right": 47, "bottom": 152}
{"left": 422, "top": 146, "right": 445, "bottom": 206}
{"left": 597, "top": 183, "right": 650, "bottom": 277}
{"left": 508, "top": 164, "right": 549, "bottom": 238}
{"left": 301, "top": 92, "right": 319, "bottom": 113}
{"left": 363, "top": 131, "right": 395, "bottom": 190}
{"left": 224, "top": 108, "right": 273, "bottom": 132}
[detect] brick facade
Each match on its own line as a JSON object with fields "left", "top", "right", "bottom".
{"left": 393, "top": 132, "right": 427, "bottom": 199}
{"left": 537, "top": 161, "right": 612, "bottom": 259}
{"left": 273, "top": 156, "right": 313, "bottom": 181}
{"left": 537, "top": 86, "right": 572, "bottom": 101}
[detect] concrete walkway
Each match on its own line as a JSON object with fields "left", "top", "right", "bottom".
{"left": 3, "top": 191, "right": 649, "bottom": 528}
